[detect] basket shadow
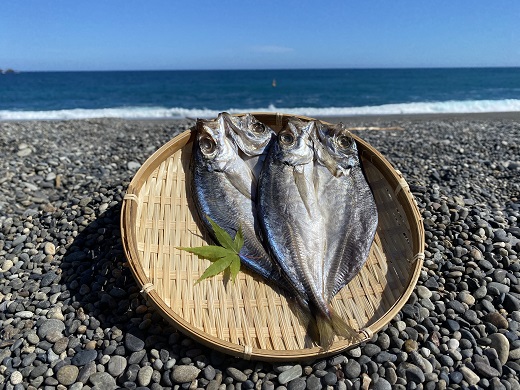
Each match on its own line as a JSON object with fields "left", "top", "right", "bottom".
{"left": 59, "top": 203, "right": 140, "bottom": 329}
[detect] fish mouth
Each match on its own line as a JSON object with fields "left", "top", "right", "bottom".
{"left": 219, "top": 112, "right": 241, "bottom": 134}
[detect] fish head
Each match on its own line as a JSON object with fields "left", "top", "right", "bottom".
{"left": 314, "top": 121, "right": 359, "bottom": 176}
{"left": 275, "top": 119, "right": 315, "bottom": 165}
{"left": 223, "top": 113, "right": 275, "bottom": 156}
{"left": 195, "top": 115, "right": 237, "bottom": 171}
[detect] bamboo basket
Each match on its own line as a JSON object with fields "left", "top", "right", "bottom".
{"left": 121, "top": 112, "right": 424, "bottom": 362}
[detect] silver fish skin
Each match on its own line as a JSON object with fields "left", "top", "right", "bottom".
{"left": 223, "top": 113, "right": 275, "bottom": 180}
{"left": 312, "top": 121, "right": 378, "bottom": 298}
{"left": 192, "top": 114, "right": 285, "bottom": 287}
{"left": 258, "top": 118, "right": 326, "bottom": 309}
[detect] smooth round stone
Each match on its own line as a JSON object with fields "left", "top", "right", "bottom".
{"left": 489, "top": 333, "right": 510, "bottom": 365}
{"left": 10, "top": 371, "right": 23, "bottom": 385}
{"left": 125, "top": 333, "right": 145, "bottom": 352}
{"left": 108, "top": 355, "right": 127, "bottom": 377}
{"left": 53, "top": 337, "right": 69, "bottom": 354}
{"left": 459, "top": 366, "right": 479, "bottom": 386}
{"left": 16, "top": 310, "right": 34, "bottom": 319}
{"left": 375, "top": 351, "right": 397, "bottom": 363}
{"left": 57, "top": 365, "right": 79, "bottom": 386}
{"left": 127, "top": 161, "right": 141, "bottom": 170}
{"left": 474, "top": 362, "right": 500, "bottom": 378}
{"left": 447, "top": 300, "right": 465, "bottom": 314}
{"left": 488, "top": 282, "right": 510, "bottom": 295}
{"left": 490, "top": 378, "right": 507, "bottom": 390}
{"left": 1, "top": 259, "right": 14, "bottom": 272}
{"left": 484, "top": 313, "right": 509, "bottom": 329}
{"left": 417, "top": 286, "right": 433, "bottom": 299}
{"left": 398, "top": 363, "right": 425, "bottom": 383}
{"left": 306, "top": 375, "right": 321, "bottom": 390}
{"left": 323, "top": 372, "right": 337, "bottom": 386}
{"left": 458, "top": 291, "right": 475, "bottom": 306}
{"left": 363, "top": 344, "right": 381, "bottom": 357}
{"left": 171, "top": 365, "right": 201, "bottom": 383}
{"left": 43, "top": 242, "right": 56, "bottom": 255}
{"left": 227, "top": 367, "right": 248, "bottom": 382}
{"left": 287, "top": 377, "right": 306, "bottom": 390}
{"left": 449, "top": 371, "right": 463, "bottom": 384}
{"left": 262, "top": 380, "right": 275, "bottom": 390}
{"left": 37, "top": 319, "right": 65, "bottom": 338}
{"left": 89, "top": 371, "right": 117, "bottom": 389}
{"left": 343, "top": 360, "right": 361, "bottom": 379}
{"left": 71, "top": 349, "right": 98, "bottom": 366}
{"left": 128, "top": 350, "right": 147, "bottom": 365}
{"left": 372, "top": 378, "right": 392, "bottom": 390}
{"left": 509, "top": 348, "right": 520, "bottom": 360}
{"left": 328, "top": 355, "right": 346, "bottom": 366}
{"left": 12, "top": 235, "right": 27, "bottom": 246}
{"left": 447, "top": 339, "right": 459, "bottom": 350}
{"left": 377, "top": 333, "right": 391, "bottom": 349}
{"left": 203, "top": 365, "right": 216, "bottom": 381}
{"left": 137, "top": 366, "right": 153, "bottom": 386}
{"left": 474, "top": 286, "right": 488, "bottom": 299}
{"left": 17, "top": 148, "right": 32, "bottom": 156}
{"left": 403, "top": 339, "right": 418, "bottom": 352}
{"left": 277, "top": 365, "right": 302, "bottom": 385}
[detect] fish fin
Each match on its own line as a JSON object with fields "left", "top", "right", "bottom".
{"left": 226, "top": 170, "right": 256, "bottom": 201}
{"left": 329, "top": 306, "right": 361, "bottom": 343}
{"left": 316, "top": 306, "right": 361, "bottom": 350}
{"left": 293, "top": 166, "right": 314, "bottom": 216}
{"left": 316, "top": 313, "right": 336, "bottom": 350}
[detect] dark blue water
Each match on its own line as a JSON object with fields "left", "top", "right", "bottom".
{"left": 1, "top": 68, "right": 520, "bottom": 119}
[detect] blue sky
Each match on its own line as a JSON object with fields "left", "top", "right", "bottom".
{"left": 1, "top": 1, "right": 519, "bottom": 71}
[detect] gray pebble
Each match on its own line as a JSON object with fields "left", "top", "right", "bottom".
{"left": 89, "top": 371, "right": 117, "bottom": 389}
{"left": 107, "top": 355, "right": 127, "bottom": 377}
{"left": 343, "top": 360, "right": 361, "bottom": 379}
{"left": 204, "top": 365, "right": 216, "bottom": 381}
{"left": 171, "top": 365, "right": 201, "bottom": 383}
{"left": 277, "top": 365, "right": 302, "bottom": 385}
{"left": 372, "top": 378, "right": 392, "bottom": 390}
{"left": 57, "top": 365, "right": 79, "bottom": 386}
{"left": 286, "top": 377, "right": 305, "bottom": 390}
{"left": 474, "top": 361, "right": 500, "bottom": 378}
{"left": 306, "top": 375, "right": 321, "bottom": 390}
{"left": 137, "top": 365, "right": 154, "bottom": 386}
{"left": 37, "top": 318, "right": 65, "bottom": 338}
{"left": 125, "top": 333, "right": 145, "bottom": 352}
{"left": 72, "top": 350, "right": 98, "bottom": 366}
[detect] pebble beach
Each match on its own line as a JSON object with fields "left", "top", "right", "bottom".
{"left": 0, "top": 116, "right": 519, "bottom": 390}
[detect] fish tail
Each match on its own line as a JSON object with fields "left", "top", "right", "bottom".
{"left": 315, "top": 305, "right": 361, "bottom": 350}
{"left": 287, "top": 296, "right": 320, "bottom": 344}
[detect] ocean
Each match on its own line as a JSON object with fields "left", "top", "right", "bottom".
{"left": 1, "top": 68, "right": 520, "bottom": 120}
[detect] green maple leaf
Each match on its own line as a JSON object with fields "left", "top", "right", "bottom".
{"left": 177, "top": 217, "right": 243, "bottom": 283}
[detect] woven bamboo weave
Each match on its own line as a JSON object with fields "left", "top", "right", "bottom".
{"left": 121, "top": 113, "right": 424, "bottom": 361}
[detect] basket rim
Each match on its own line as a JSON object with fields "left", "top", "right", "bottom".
{"left": 120, "top": 112, "right": 425, "bottom": 361}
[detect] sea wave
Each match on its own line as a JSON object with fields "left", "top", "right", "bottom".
{"left": 2, "top": 99, "right": 520, "bottom": 120}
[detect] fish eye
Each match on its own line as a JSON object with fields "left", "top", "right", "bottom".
{"left": 336, "top": 135, "right": 353, "bottom": 150}
{"left": 279, "top": 131, "right": 295, "bottom": 145}
{"left": 252, "top": 122, "right": 266, "bottom": 133}
{"left": 199, "top": 136, "right": 216, "bottom": 154}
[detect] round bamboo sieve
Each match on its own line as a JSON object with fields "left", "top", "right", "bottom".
{"left": 120, "top": 112, "right": 424, "bottom": 362}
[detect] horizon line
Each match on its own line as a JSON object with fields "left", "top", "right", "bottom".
{"left": 5, "top": 65, "right": 520, "bottom": 73}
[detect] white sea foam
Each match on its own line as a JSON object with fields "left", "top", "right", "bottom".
{"left": 2, "top": 99, "right": 520, "bottom": 121}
